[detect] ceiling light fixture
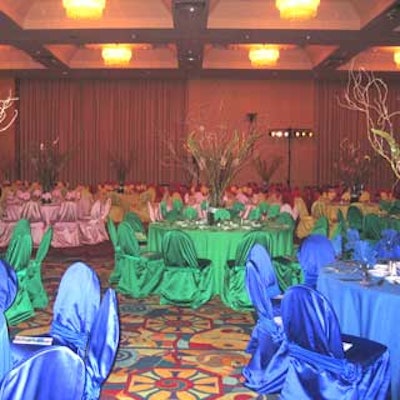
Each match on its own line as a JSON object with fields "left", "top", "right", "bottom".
{"left": 248, "top": 45, "right": 280, "bottom": 68}
{"left": 276, "top": 0, "right": 320, "bottom": 20}
{"left": 62, "top": 0, "right": 106, "bottom": 20}
{"left": 394, "top": 50, "right": 400, "bottom": 68}
{"left": 101, "top": 44, "right": 132, "bottom": 66}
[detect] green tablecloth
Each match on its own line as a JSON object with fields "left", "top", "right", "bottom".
{"left": 148, "top": 221, "right": 294, "bottom": 296}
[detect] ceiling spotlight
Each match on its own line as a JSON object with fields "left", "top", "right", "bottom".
{"left": 276, "top": 0, "right": 320, "bottom": 21}
{"left": 101, "top": 44, "right": 132, "bottom": 66}
{"left": 62, "top": 0, "right": 106, "bottom": 20}
{"left": 248, "top": 45, "right": 280, "bottom": 68}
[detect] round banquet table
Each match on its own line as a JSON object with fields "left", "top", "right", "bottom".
{"left": 148, "top": 220, "right": 294, "bottom": 296}
{"left": 317, "top": 263, "right": 400, "bottom": 400}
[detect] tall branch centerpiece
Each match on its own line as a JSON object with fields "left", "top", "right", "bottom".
{"left": 340, "top": 68, "right": 400, "bottom": 185}
{"left": 185, "top": 124, "right": 261, "bottom": 208}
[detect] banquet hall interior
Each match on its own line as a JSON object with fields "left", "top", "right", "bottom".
{"left": 1, "top": 0, "right": 400, "bottom": 399}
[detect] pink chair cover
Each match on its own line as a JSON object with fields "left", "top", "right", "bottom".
{"left": 147, "top": 201, "right": 156, "bottom": 222}
{"left": 21, "top": 201, "right": 42, "bottom": 222}
{"left": 52, "top": 202, "right": 80, "bottom": 248}
{"left": 0, "top": 220, "right": 16, "bottom": 247}
{"left": 78, "top": 199, "right": 111, "bottom": 245}
{"left": 4, "top": 205, "right": 21, "bottom": 221}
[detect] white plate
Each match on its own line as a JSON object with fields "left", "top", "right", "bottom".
{"left": 385, "top": 276, "right": 400, "bottom": 284}
{"left": 369, "top": 269, "right": 389, "bottom": 278}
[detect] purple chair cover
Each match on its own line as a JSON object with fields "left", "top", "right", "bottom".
{"left": 242, "top": 245, "right": 289, "bottom": 394}
{"left": 84, "top": 288, "right": 120, "bottom": 399}
{"left": 297, "top": 234, "right": 336, "bottom": 288}
{"left": 0, "top": 346, "right": 85, "bottom": 400}
{"left": 0, "top": 260, "right": 17, "bottom": 381}
{"left": 280, "top": 285, "right": 391, "bottom": 400}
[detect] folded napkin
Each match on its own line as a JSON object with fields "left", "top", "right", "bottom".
{"left": 374, "top": 229, "right": 400, "bottom": 260}
{"left": 353, "top": 240, "right": 377, "bottom": 267}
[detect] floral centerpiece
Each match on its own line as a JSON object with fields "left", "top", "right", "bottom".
{"left": 30, "top": 138, "right": 70, "bottom": 194}
{"left": 334, "top": 137, "right": 375, "bottom": 198}
{"left": 109, "top": 152, "right": 134, "bottom": 193}
{"left": 185, "top": 125, "right": 261, "bottom": 208}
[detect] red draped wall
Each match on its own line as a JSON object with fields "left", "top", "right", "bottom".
{"left": 18, "top": 79, "right": 187, "bottom": 186}
{"left": 10, "top": 76, "right": 400, "bottom": 190}
{"left": 315, "top": 79, "right": 399, "bottom": 190}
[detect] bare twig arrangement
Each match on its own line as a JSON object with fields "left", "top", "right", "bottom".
{"left": 340, "top": 67, "right": 400, "bottom": 180}
{"left": 0, "top": 91, "right": 19, "bottom": 133}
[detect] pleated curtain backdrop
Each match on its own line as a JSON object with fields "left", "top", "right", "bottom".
{"left": 17, "top": 79, "right": 188, "bottom": 187}
{"left": 314, "top": 78, "right": 398, "bottom": 191}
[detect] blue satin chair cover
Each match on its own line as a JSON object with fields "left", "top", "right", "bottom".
{"left": 242, "top": 245, "right": 288, "bottom": 394}
{"left": 280, "top": 285, "right": 391, "bottom": 400}
{"left": 374, "top": 229, "right": 400, "bottom": 260}
{"left": 0, "top": 260, "right": 17, "bottom": 381}
{"left": 352, "top": 239, "right": 377, "bottom": 266}
{"left": 0, "top": 346, "right": 86, "bottom": 400}
{"left": 11, "top": 262, "right": 101, "bottom": 364}
{"left": 297, "top": 234, "right": 336, "bottom": 288}
{"left": 84, "top": 288, "right": 120, "bottom": 400}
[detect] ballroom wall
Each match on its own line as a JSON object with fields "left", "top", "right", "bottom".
{"left": 0, "top": 76, "right": 398, "bottom": 190}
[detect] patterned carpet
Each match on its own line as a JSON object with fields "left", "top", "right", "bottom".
{"left": 8, "top": 241, "right": 274, "bottom": 400}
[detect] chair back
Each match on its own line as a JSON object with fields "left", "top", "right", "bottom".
{"left": 123, "top": 211, "right": 145, "bottom": 233}
{"left": 33, "top": 227, "right": 53, "bottom": 266}
{"left": 50, "top": 262, "right": 101, "bottom": 358}
{"left": 297, "top": 234, "right": 336, "bottom": 287}
{"left": 117, "top": 221, "right": 140, "bottom": 256}
{"left": 0, "top": 346, "right": 86, "bottom": 400}
{"left": 311, "top": 215, "right": 329, "bottom": 236}
{"left": 162, "top": 229, "right": 199, "bottom": 267}
{"left": 347, "top": 205, "right": 363, "bottom": 232}
{"left": 281, "top": 285, "right": 344, "bottom": 358}
{"left": 85, "top": 289, "right": 120, "bottom": 399}
{"left": 233, "top": 231, "right": 270, "bottom": 267}
{"left": 247, "top": 244, "right": 281, "bottom": 300}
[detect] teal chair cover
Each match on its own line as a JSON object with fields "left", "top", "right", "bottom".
{"left": 160, "top": 201, "right": 180, "bottom": 222}
{"left": 379, "top": 200, "right": 392, "bottom": 213}
{"left": 275, "top": 212, "right": 295, "bottom": 229}
{"left": 108, "top": 219, "right": 122, "bottom": 285}
{"left": 214, "top": 208, "right": 231, "bottom": 222}
{"left": 229, "top": 201, "right": 245, "bottom": 218}
{"left": 222, "top": 231, "right": 271, "bottom": 311}
{"left": 347, "top": 205, "right": 364, "bottom": 232}
{"left": 5, "top": 222, "right": 35, "bottom": 326}
{"left": 267, "top": 204, "right": 281, "bottom": 219}
{"left": 26, "top": 227, "right": 53, "bottom": 309}
{"left": 311, "top": 216, "right": 329, "bottom": 236}
{"left": 160, "top": 229, "right": 213, "bottom": 308}
{"left": 182, "top": 206, "right": 198, "bottom": 221}
{"left": 363, "top": 214, "right": 384, "bottom": 242}
{"left": 123, "top": 211, "right": 145, "bottom": 233}
{"left": 248, "top": 207, "right": 262, "bottom": 221}
{"left": 117, "top": 221, "right": 164, "bottom": 298}
{"left": 258, "top": 201, "right": 270, "bottom": 215}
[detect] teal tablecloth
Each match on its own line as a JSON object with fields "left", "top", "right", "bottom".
{"left": 148, "top": 221, "right": 294, "bottom": 296}
{"left": 317, "top": 263, "right": 400, "bottom": 400}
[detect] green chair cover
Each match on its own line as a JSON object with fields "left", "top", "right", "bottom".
{"left": 173, "top": 199, "right": 184, "bottom": 213}
{"left": 5, "top": 223, "right": 35, "bottom": 325}
{"left": 160, "top": 201, "right": 181, "bottom": 222}
{"left": 124, "top": 211, "right": 147, "bottom": 245}
{"left": 389, "top": 199, "right": 400, "bottom": 215}
{"left": 222, "top": 230, "right": 271, "bottom": 311}
{"left": 275, "top": 211, "right": 295, "bottom": 229}
{"left": 160, "top": 229, "right": 213, "bottom": 308}
{"left": 117, "top": 221, "right": 164, "bottom": 298}
{"left": 363, "top": 214, "right": 384, "bottom": 242}
{"left": 182, "top": 206, "right": 198, "bottom": 221}
{"left": 26, "top": 227, "right": 53, "bottom": 309}
{"left": 258, "top": 201, "right": 269, "bottom": 215}
{"left": 272, "top": 256, "right": 304, "bottom": 292}
{"left": 124, "top": 211, "right": 145, "bottom": 233}
{"left": 311, "top": 216, "right": 329, "bottom": 236}
{"left": 379, "top": 200, "right": 392, "bottom": 213}
{"left": 267, "top": 204, "right": 281, "bottom": 219}
{"left": 214, "top": 208, "right": 231, "bottom": 222}
{"left": 347, "top": 205, "right": 364, "bottom": 232}
{"left": 108, "top": 219, "right": 123, "bottom": 284}
{"left": 248, "top": 207, "right": 261, "bottom": 221}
